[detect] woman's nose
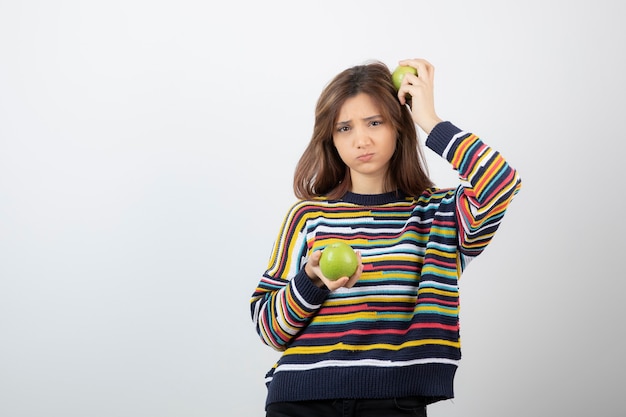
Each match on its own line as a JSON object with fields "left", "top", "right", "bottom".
{"left": 354, "top": 128, "right": 371, "bottom": 148}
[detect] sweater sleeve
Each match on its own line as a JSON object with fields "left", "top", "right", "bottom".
{"left": 249, "top": 201, "right": 330, "bottom": 351}
{"left": 426, "top": 121, "right": 522, "bottom": 262}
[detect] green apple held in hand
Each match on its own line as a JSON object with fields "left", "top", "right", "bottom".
{"left": 319, "top": 241, "right": 358, "bottom": 281}
{"left": 391, "top": 65, "right": 418, "bottom": 91}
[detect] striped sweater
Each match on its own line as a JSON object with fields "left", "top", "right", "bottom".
{"left": 250, "top": 121, "right": 522, "bottom": 406}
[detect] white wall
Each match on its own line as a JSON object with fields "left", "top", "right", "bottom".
{"left": 1, "top": 1, "right": 624, "bottom": 416}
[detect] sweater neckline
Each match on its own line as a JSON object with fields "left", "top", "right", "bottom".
{"left": 340, "top": 190, "right": 406, "bottom": 206}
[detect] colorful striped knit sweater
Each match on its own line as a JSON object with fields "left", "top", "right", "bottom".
{"left": 250, "top": 121, "right": 522, "bottom": 407}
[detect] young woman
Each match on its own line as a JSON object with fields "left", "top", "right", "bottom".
{"left": 250, "top": 58, "right": 522, "bottom": 417}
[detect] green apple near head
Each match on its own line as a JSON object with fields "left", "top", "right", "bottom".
{"left": 319, "top": 242, "right": 358, "bottom": 281}
{"left": 391, "top": 65, "right": 418, "bottom": 91}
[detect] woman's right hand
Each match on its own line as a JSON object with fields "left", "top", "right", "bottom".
{"left": 305, "top": 249, "right": 362, "bottom": 290}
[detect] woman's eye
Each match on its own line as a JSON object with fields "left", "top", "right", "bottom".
{"left": 337, "top": 126, "right": 350, "bottom": 133}
{"left": 370, "top": 120, "right": 382, "bottom": 127}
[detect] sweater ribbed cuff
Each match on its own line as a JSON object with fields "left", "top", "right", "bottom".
{"left": 425, "top": 121, "right": 462, "bottom": 159}
{"left": 292, "top": 268, "right": 330, "bottom": 307}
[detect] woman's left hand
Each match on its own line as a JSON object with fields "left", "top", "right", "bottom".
{"left": 396, "top": 58, "right": 443, "bottom": 134}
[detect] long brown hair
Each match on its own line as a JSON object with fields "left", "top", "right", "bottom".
{"left": 293, "top": 60, "right": 434, "bottom": 200}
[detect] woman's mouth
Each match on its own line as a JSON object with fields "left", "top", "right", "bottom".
{"left": 357, "top": 153, "right": 374, "bottom": 162}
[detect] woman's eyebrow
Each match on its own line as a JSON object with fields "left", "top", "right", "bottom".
{"left": 336, "top": 114, "right": 382, "bottom": 126}
{"left": 363, "top": 114, "right": 382, "bottom": 121}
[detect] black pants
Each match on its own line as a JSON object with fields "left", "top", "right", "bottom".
{"left": 266, "top": 397, "right": 428, "bottom": 417}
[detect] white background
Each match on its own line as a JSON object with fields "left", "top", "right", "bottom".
{"left": 1, "top": 1, "right": 625, "bottom": 416}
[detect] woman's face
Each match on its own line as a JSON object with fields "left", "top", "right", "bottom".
{"left": 332, "top": 93, "right": 396, "bottom": 194}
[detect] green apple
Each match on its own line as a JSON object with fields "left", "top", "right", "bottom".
{"left": 319, "top": 241, "right": 358, "bottom": 281}
{"left": 391, "top": 65, "right": 418, "bottom": 91}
